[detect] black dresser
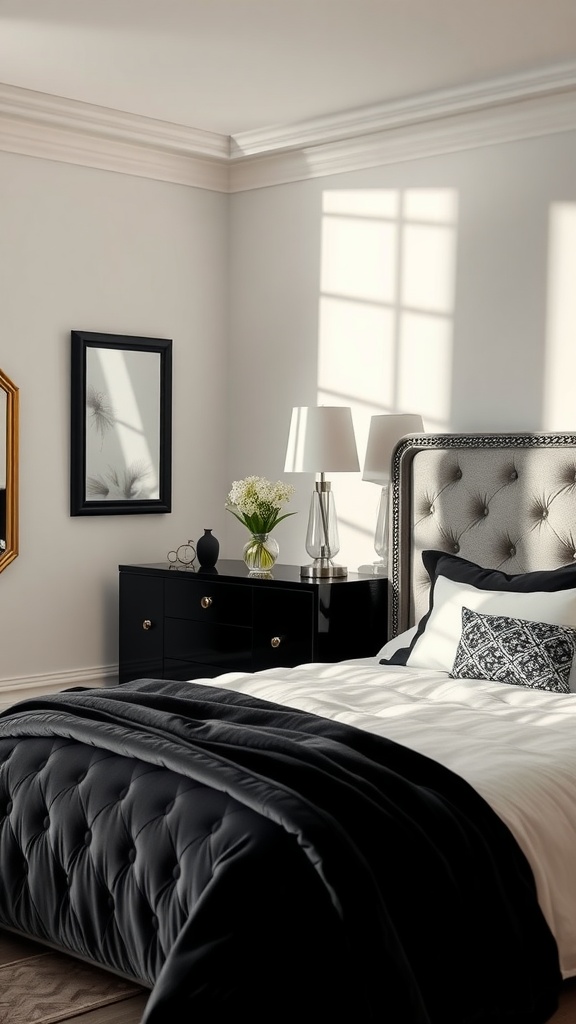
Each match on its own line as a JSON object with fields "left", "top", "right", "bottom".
{"left": 118, "top": 560, "right": 388, "bottom": 684}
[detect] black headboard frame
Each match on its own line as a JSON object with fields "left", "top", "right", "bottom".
{"left": 389, "top": 432, "right": 576, "bottom": 638}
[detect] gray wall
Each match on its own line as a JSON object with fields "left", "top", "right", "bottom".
{"left": 0, "top": 151, "right": 228, "bottom": 685}
{"left": 228, "top": 129, "right": 576, "bottom": 569}
{"left": 2, "top": 121, "right": 576, "bottom": 689}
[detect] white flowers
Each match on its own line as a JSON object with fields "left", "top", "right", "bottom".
{"left": 226, "top": 475, "right": 296, "bottom": 534}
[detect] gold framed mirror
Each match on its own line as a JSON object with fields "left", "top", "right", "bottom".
{"left": 0, "top": 369, "right": 19, "bottom": 573}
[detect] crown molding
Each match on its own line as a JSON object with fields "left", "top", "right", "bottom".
{"left": 1, "top": 64, "right": 576, "bottom": 193}
{"left": 0, "top": 82, "right": 230, "bottom": 191}
{"left": 0, "top": 83, "right": 230, "bottom": 158}
{"left": 228, "top": 84, "right": 576, "bottom": 191}
{"left": 230, "top": 61, "right": 576, "bottom": 157}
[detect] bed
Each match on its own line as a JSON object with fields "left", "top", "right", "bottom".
{"left": 2, "top": 430, "right": 576, "bottom": 1023}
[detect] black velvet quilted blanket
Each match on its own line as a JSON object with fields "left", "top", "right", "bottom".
{"left": 0, "top": 679, "right": 562, "bottom": 1023}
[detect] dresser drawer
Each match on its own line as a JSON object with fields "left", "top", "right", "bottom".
{"left": 253, "top": 587, "right": 314, "bottom": 669}
{"left": 164, "top": 617, "right": 253, "bottom": 673}
{"left": 119, "top": 573, "right": 164, "bottom": 684}
{"left": 165, "top": 577, "right": 252, "bottom": 627}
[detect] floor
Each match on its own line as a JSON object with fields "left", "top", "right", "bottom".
{"left": 0, "top": 929, "right": 149, "bottom": 1023}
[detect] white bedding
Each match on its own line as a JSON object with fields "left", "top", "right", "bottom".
{"left": 203, "top": 658, "right": 576, "bottom": 979}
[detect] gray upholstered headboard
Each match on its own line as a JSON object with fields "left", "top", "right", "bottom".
{"left": 389, "top": 432, "right": 576, "bottom": 637}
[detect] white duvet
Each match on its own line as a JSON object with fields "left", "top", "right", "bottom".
{"left": 203, "top": 658, "right": 576, "bottom": 979}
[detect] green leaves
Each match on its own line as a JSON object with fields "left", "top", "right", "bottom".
{"left": 226, "top": 506, "right": 295, "bottom": 534}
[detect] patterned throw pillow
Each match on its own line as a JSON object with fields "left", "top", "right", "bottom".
{"left": 380, "top": 548, "right": 576, "bottom": 669}
{"left": 450, "top": 606, "right": 576, "bottom": 692}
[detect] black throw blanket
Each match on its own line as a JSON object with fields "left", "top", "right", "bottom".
{"left": 0, "top": 679, "right": 562, "bottom": 1023}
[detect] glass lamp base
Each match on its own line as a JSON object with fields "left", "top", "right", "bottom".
{"left": 300, "top": 558, "right": 347, "bottom": 578}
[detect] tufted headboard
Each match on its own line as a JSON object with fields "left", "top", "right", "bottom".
{"left": 388, "top": 432, "right": 576, "bottom": 638}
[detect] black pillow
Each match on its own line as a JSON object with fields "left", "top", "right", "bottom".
{"left": 450, "top": 605, "right": 576, "bottom": 693}
{"left": 381, "top": 550, "right": 576, "bottom": 667}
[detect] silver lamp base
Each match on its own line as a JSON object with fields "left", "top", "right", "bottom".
{"left": 300, "top": 558, "right": 348, "bottom": 578}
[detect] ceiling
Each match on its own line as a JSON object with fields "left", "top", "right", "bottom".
{"left": 0, "top": 0, "right": 575, "bottom": 138}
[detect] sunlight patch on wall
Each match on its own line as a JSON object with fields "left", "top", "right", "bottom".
{"left": 543, "top": 203, "right": 576, "bottom": 431}
{"left": 321, "top": 210, "right": 398, "bottom": 304}
{"left": 397, "top": 312, "right": 453, "bottom": 428}
{"left": 317, "top": 187, "right": 458, "bottom": 568}
{"left": 401, "top": 223, "right": 456, "bottom": 313}
{"left": 318, "top": 298, "right": 396, "bottom": 408}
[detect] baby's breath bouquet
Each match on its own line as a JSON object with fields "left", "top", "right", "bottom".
{"left": 226, "top": 476, "right": 296, "bottom": 575}
{"left": 226, "top": 476, "right": 295, "bottom": 533}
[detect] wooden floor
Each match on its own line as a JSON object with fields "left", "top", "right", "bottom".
{"left": 0, "top": 930, "right": 149, "bottom": 1023}
{"left": 61, "top": 997, "right": 149, "bottom": 1024}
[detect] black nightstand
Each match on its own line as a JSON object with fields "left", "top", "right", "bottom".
{"left": 118, "top": 560, "right": 388, "bottom": 684}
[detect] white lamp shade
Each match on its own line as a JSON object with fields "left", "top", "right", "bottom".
{"left": 362, "top": 413, "right": 424, "bottom": 485}
{"left": 284, "top": 406, "right": 360, "bottom": 473}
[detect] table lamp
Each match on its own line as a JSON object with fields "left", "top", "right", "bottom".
{"left": 284, "top": 406, "right": 360, "bottom": 577}
{"left": 362, "top": 413, "right": 424, "bottom": 573}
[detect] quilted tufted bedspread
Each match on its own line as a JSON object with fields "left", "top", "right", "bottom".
{"left": 0, "top": 679, "right": 563, "bottom": 1022}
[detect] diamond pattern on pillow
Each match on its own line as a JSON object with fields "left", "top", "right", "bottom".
{"left": 450, "top": 606, "right": 576, "bottom": 692}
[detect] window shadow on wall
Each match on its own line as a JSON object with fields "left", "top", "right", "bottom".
{"left": 317, "top": 186, "right": 459, "bottom": 567}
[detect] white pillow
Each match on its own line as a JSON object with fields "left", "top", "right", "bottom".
{"left": 377, "top": 626, "right": 418, "bottom": 661}
{"left": 406, "top": 575, "right": 576, "bottom": 689}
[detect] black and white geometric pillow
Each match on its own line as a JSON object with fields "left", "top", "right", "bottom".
{"left": 450, "top": 606, "right": 576, "bottom": 692}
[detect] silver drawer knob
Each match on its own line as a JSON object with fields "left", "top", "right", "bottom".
{"left": 200, "top": 596, "right": 213, "bottom": 609}
{"left": 270, "top": 636, "right": 282, "bottom": 648}
{"left": 142, "top": 619, "right": 152, "bottom": 631}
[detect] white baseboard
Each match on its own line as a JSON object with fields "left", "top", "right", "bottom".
{"left": 0, "top": 665, "right": 118, "bottom": 709}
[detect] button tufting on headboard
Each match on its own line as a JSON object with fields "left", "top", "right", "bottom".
{"left": 388, "top": 432, "right": 576, "bottom": 636}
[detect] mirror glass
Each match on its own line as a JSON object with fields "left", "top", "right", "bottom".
{"left": 0, "top": 369, "right": 18, "bottom": 573}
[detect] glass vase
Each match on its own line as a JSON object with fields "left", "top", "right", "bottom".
{"left": 243, "top": 533, "right": 279, "bottom": 577}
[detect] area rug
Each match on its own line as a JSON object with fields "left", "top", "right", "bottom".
{"left": 0, "top": 949, "right": 145, "bottom": 1024}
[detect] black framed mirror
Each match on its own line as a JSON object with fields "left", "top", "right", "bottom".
{"left": 0, "top": 368, "right": 19, "bottom": 573}
{"left": 70, "top": 331, "right": 172, "bottom": 516}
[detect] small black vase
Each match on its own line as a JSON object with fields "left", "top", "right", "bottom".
{"left": 197, "top": 528, "right": 219, "bottom": 569}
